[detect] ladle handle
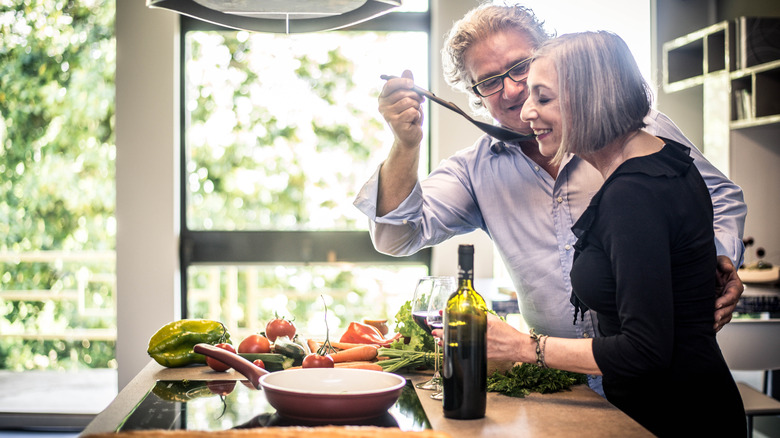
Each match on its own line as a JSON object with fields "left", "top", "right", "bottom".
{"left": 380, "top": 75, "right": 483, "bottom": 123}
{"left": 193, "top": 343, "right": 268, "bottom": 389}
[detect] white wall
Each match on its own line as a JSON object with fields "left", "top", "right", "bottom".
{"left": 115, "top": 1, "right": 180, "bottom": 390}
{"left": 430, "top": 0, "right": 496, "bottom": 280}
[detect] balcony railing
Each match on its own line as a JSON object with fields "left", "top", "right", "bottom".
{"left": 0, "top": 250, "right": 117, "bottom": 342}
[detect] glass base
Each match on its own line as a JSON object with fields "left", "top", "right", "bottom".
{"left": 415, "top": 377, "right": 438, "bottom": 391}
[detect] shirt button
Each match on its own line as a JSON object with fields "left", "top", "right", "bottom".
{"left": 534, "top": 165, "right": 540, "bottom": 171}
{"left": 583, "top": 333, "right": 590, "bottom": 338}
{"left": 564, "top": 244, "right": 571, "bottom": 250}
{"left": 556, "top": 196, "right": 563, "bottom": 203}
{"left": 402, "top": 220, "right": 408, "bottom": 225}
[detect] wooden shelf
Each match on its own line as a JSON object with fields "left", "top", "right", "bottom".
{"left": 663, "top": 21, "right": 731, "bottom": 92}
{"left": 665, "top": 18, "right": 780, "bottom": 128}
{"left": 730, "top": 59, "right": 780, "bottom": 125}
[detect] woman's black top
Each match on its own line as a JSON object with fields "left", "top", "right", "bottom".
{"left": 570, "top": 139, "right": 746, "bottom": 437}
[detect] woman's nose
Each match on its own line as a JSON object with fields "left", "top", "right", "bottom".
{"left": 520, "top": 99, "right": 535, "bottom": 122}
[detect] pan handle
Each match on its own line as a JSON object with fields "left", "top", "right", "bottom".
{"left": 193, "top": 343, "right": 268, "bottom": 389}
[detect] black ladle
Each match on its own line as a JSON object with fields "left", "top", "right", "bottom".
{"left": 380, "top": 75, "right": 534, "bottom": 142}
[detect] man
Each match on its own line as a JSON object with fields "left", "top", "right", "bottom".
{"left": 355, "top": 4, "right": 745, "bottom": 348}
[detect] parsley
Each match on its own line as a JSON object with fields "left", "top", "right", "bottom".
{"left": 487, "top": 363, "right": 588, "bottom": 398}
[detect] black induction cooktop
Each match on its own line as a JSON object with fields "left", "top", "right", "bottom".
{"left": 117, "top": 378, "right": 431, "bottom": 432}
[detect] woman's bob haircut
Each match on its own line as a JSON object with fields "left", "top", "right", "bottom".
{"left": 533, "top": 31, "right": 652, "bottom": 165}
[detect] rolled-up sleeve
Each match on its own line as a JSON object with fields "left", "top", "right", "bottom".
{"left": 353, "top": 163, "right": 428, "bottom": 256}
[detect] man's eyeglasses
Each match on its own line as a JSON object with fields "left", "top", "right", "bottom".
{"left": 471, "top": 58, "right": 532, "bottom": 98}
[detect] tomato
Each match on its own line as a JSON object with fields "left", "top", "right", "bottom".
{"left": 266, "top": 317, "right": 296, "bottom": 342}
{"left": 238, "top": 334, "right": 271, "bottom": 354}
{"left": 253, "top": 359, "right": 265, "bottom": 370}
{"left": 302, "top": 353, "right": 334, "bottom": 368}
{"left": 206, "top": 380, "right": 236, "bottom": 396}
{"left": 206, "top": 343, "right": 236, "bottom": 372}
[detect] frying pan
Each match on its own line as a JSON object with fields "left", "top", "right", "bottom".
{"left": 193, "top": 343, "right": 406, "bottom": 422}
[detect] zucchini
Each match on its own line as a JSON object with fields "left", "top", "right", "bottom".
{"left": 238, "top": 353, "right": 288, "bottom": 372}
{"left": 293, "top": 334, "right": 311, "bottom": 355}
{"left": 273, "top": 335, "right": 306, "bottom": 366}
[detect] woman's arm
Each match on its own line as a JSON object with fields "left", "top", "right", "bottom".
{"left": 485, "top": 314, "right": 601, "bottom": 375}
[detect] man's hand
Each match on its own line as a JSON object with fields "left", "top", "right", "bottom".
{"left": 714, "top": 255, "right": 744, "bottom": 332}
{"left": 376, "top": 70, "right": 426, "bottom": 217}
{"left": 378, "top": 70, "right": 425, "bottom": 150}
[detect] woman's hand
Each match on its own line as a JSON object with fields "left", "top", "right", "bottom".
{"left": 432, "top": 314, "right": 535, "bottom": 364}
{"left": 486, "top": 313, "right": 535, "bottom": 363}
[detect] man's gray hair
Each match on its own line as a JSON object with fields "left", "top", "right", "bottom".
{"left": 442, "top": 3, "right": 553, "bottom": 114}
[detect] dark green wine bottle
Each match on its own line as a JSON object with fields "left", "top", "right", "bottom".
{"left": 443, "top": 244, "right": 487, "bottom": 419}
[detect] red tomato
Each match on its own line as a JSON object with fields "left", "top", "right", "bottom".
{"left": 302, "top": 353, "right": 334, "bottom": 368}
{"left": 206, "top": 343, "right": 236, "bottom": 372}
{"left": 266, "top": 317, "right": 296, "bottom": 342}
{"left": 206, "top": 380, "right": 236, "bottom": 396}
{"left": 253, "top": 359, "right": 265, "bottom": 370}
{"left": 238, "top": 334, "right": 271, "bottom": 354}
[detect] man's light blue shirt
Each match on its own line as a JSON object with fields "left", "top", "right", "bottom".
{"left": 354, "top": 109, "right": 746, "bottom": 340}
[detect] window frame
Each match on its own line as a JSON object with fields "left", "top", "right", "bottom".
{"left": 177, "top": 10, "right": 433, "bottom": 317}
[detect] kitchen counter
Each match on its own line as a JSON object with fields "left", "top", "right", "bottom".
{"left": 79, "top": 360, "right": 652, "bottom": 437}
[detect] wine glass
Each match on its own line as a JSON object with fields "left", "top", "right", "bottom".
{"left": 426, "top": 277, "right": 454, "bottom": 400}
{"left": 411, "top": 276, "right": 455, "bottom": 392}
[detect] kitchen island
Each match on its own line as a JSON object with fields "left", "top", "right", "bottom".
{"left": 80, "top": 360, "right": 652, "bottom": 437}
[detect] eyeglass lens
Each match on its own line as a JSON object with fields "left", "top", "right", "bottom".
{"left": 474, "top": 60, "right": 530, "bottom": 97}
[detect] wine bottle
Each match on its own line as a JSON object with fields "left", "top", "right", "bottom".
{"left": 442, "top": 244, "right": 487, "bottom": 419}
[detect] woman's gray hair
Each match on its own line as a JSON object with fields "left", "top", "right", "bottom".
{"left": 442, "top": 2, "right": 553, "bottom": 114}
{"left": 533, "top": 31, "right": 652, "bottom": 165}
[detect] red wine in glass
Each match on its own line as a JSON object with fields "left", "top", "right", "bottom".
{"left": 413, "top": 311, "right": 434, "bottom": 335}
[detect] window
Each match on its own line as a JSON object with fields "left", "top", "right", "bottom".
{"left": 0, "top": 0, "right": 116, "bottom": 371}
{"left": 180, "top": 3, "right": 431, "bottom": 338}
{"left": 0, "top": 0, "right": 117, "bottom": 423}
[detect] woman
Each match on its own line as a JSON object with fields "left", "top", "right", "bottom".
{"left": 506, "top": 31, "right": 746, "bottom": 436}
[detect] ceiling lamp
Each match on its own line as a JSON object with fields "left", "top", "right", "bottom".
{"left": 147, "top": 0, "right": 403, "bottom": 34}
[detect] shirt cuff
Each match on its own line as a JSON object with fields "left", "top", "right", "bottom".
{"left": 353, "top": 163, "right": 424, "bottom": 225}
{"left": 715, "top": 232, "right": 746, "bottom": 269}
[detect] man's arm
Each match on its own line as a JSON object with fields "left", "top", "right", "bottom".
{"left": 645, "top": 110, "right": 747, "bottom": 268}
{"left": 644, "top": 110, "right": 747, "bottom": 330}
{"left": 376, "top": 70, "right": 426, "bottom": 217}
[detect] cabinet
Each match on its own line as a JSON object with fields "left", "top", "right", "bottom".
{"left": 662, "top": 17, "right": 780, "bottom": 267}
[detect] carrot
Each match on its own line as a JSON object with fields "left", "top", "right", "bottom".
{"left": 329, "top": 345, "right": 379, "bottom": 363}
{"left": 335, "top": 361, "right": 383, "bottom": 371}
{"left": 307, "top": 338, "right": 320, "bottom": 353}
{"left": 330, "top": 341, "right": 380, "bottom": 350}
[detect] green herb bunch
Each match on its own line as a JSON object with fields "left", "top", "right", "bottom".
{"left": 487, "top": 363, "right": 588, "bottom": 398}
{"left": 389, "top": 300, "right": 435, "bottom": 353}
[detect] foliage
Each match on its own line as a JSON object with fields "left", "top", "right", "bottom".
{"left": 184, "top": 31, "right": 400, "bottom": 231}
{"left": 487, "top": 363, "right": 588, "bottom": 398}
{"left": 0, "top": 1, "right": 428, "bottom": 372}
{"left": 0, "top": 0, "right": 116, "bottom": 370}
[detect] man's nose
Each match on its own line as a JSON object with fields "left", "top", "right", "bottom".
{"left": 501, "top": 76, "right": 527, "bottom": 100}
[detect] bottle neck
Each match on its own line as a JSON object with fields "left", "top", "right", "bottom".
{"left": 458, "top": 270, "right": 474, "bottom": 289}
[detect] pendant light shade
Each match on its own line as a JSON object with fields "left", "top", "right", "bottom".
{"left": 147, "top": 0, "right": 402, "bottom": 34}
